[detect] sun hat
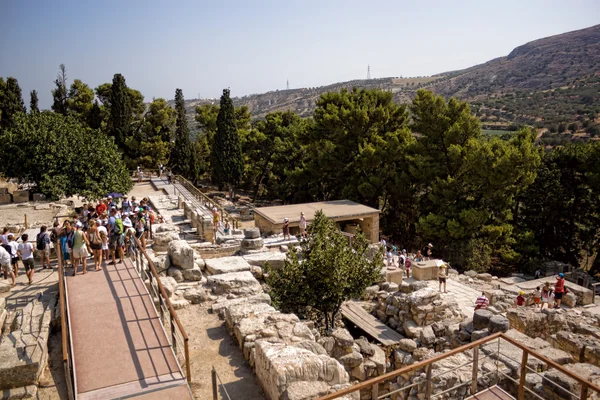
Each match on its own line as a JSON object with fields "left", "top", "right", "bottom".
{"left": 519, "top": 291, "right": 525, "bottom": 295}
{"left": 123, "top": 219, "right": 133, "bottom": 227}
{"left": 75, "top": 221, "right": 83, "bottom": 228}
{"left": 428, "top": 243, "right": 433, "bottom": 247}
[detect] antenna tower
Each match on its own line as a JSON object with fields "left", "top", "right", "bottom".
{"left": 367, "top": 65, "right": 371, "bottom": 80}
{"left": 286, "top": 79, "right": 289, "bottom": 90}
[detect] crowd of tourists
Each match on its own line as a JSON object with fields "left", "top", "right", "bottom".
{"left": 0, "top": 194, "right": 164, "bottom": 284}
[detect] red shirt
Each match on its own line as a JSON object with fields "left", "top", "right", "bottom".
{"left": 516, "top": 295, "right": 525, "bottom": 306}
{"left": 555, "top": 278, "right": 565, "bottom": 293}
{"left": 96, "top": 203, "right": 107, "bottom": 215}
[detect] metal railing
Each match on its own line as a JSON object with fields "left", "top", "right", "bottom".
{"left": 130, "top": 236, "right": 192, "bottom": 383}
{"left": 318, "top": 332, "right": 600, "bottom": 400}
{"left": 212, "top": 366, "right": 232, "bottom": 400}
{"left": 56, "top": 240, "right": 75, "bottom": 400}
{"left": 173, "top": 174, "right": 239, "bottom": 230}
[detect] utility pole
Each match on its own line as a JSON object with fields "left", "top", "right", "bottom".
{"left": 286, "top": 79, "right": 289, "bottom": 90}
{"left": 367, "top": 65, "right": 371, "bottom": 80}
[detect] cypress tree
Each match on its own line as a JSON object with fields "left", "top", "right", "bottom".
{"left": 170, "top": 88, "right": 192, "bottom": 178}
{"left": 0, "top": 77, "right": 26, "bottom": 129}
{"left": 51, "top": 64, "right": 68, "bottom": 116}
{"left": 29, "top": 90, "right": 39, "bottom": 113}
{"left": 212, "top": 88, "right": 243, "bottom": 199}
{"left": 109, "top": 74, "right": 132, "bottom": 153}
{"left": 88, "top": 100, "right": 103, "bottom": 129}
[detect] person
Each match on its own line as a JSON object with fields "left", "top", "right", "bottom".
{"left": 299, "top": 212, "right": 308, "bottom": 238}
{"left": 50, "top": 220, "right": 61, "bottom": 255}
{"left": 108, "top": 209, "right": 124, "bottom": 265}
{"left": 380, "top": 237, "right": 386, "bottom": 249}
{"left": 437, "top": 262, "right": 448, "bottom": 293}
{"left": 386, "top": 250, "right": 394, "bottom": 267}
{"left": 134, "top": 216, "right": 145, "bottom": 249}
{"left": 18, "top": 234, "right": 35, "bottom": 285}
{"left": 36, "top": 226, "right": 51, "bottom": 269}
{"left": 533, "top": 287, "right": 541, "bottom": 308}
{"left": 96, "top": 199, "right": 107, "bottom": 216}
{"left": 0, "top": 227, "right": 9, "bottom": 245}
{"left": 121, "top": 195, "right": 132, "bottom": 214}
{"left": 0, "top": 245, "right": 14, "bottom": 287}
{"left": 212, "top": 207, "right": 220, "bottom": 230}
{"left": 139, "top": 169, "right": 144, "bottom": 183}
{"left": 107, "top": 196, "right": 117, "bottom": 211}
{"left": 475, "top": 292, "right": 489, "bottom": 310}
{"left": 405, "top": 257, "right": 412, "bottom": 278}
{"left": 167, "top": 169, "right": 172, "bottom": 184}
{"left": 516, "top": 291, "right": 526, "bottom": 306}
{"left": 71, "top": 221, "right": 90, "bottom": 275}
{"left": 136, "top": 165, "right": 141, "bottom": 178}
{"left": 535, "top": 269, "right": 542, "bottom": 279}
{"left": 426, "top": 243, "right": 433, "bottom": 260}
{"left": 131, "top": 196, "right": 138, "bottom": 211}
{"left": 541, "top": 282, "right": 553, "bottom": 310}
{"left": 159, "top": 163, "right": 163, "bottom": 177}
{"left": 399, "top": 250, "right": 406, "bottom": 268}
{"left": 282, "top": 218, "right": 290, "bottom": 241}
{"left": 60, "top": 221, "right": 73, "bottom": 265}
{"left": 124, "top": 219, "right": 136, "bottom": 260}
{"left": 554, "top": 273, "right": 566, "bottom": 309}
{"left": 88, "top": 219, "right": 104, "bottom": 271}
{"left": 415, "top": 250, "right": 423, "bottom": 262}
{"left": 223, "top": 220, "right": 231, "bottom": 235}
{"left": 6, "top": 234, "right": 19, "bottom": 277}
{"left": 96, "top": 219, "right": 109, "bottom": 261}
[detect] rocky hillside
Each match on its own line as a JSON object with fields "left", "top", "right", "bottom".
{"left": 182, "top": 24, "right": 600, "bottom": 133}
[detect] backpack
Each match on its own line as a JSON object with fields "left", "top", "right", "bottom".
{"left": 67, "top": 231, "right": 75, "bottom": 249}
{"left": 113, "top": 218, "right": 124, "bottom": 235}
{"left": 36, "top": 233, "right": 47, "bottom": 250}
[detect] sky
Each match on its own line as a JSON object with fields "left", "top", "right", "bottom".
{"left": 1, "top": 0, "right": 599, "bottom": 109}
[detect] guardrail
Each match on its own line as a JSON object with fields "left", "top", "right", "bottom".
{"left": 173, "top": 174, "right": 239, "bottom": 230}
{"left": 56, "top": 240, "right": 75, "bottom": 400}
{"left": 318, "top": 332, "right": 600, "bottom": 400}
{"left": 130, "top": 236, "right": 191, "bottom": 383}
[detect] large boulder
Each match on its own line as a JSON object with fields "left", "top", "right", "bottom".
{"left": 488, "top": 315, "right": 510, "bottom": 333}
{"left": 542, "top": 363, "right": 600, "bottom": 400}
{"left": 398, "top": 339, "right": 417, "bottom": 353}
{"left": 168, "top": 240, "right": 194, "bottom": 270}
{"left": 224, "top": 302, "right": 277, "bottom": 330}
{"left": 244, "top": 228, "right": 261, "bottom": 239}
{"left": 155, "top": 223, "right": 179, "bottom": 233}
{"left": 153, "top": 231, "right": 180, "bottom": 251}
{"left": 331, "top": 328, "right": 354, "bottom": 348}
{"left": 207, "top": 271, "right": 262, "bottom": 296}
{"left": 211, "top": 293, "right": 272, "bottom": 317}
{"left": 420, "top": 325, "right": 436, "bottom": 345}
{"left": 254, "top": 341, "right": 348, "bottom": 400}
{"left": 159, "top": 276, "right": 178, "bottom": 297}
{"left": 150, "top": 254, "right": 170, "bottom": 274}
{"left": 167, "top": 266, "right": 184, "bottom": 283}
{"left": 243, "top": 252, "right": 288, "bottom": 270}
{"left": 181, "top": 266, "right": 204, "bottom": 282}
{"left": 205, "top": 256, "right": 251, "bottom": 275}
{"left": 183, "top": 287, "right": 213, "bottom": 304}
{"left": 473, "top": 309, "right": 493, "bottom": 330}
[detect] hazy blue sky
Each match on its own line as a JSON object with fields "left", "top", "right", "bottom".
{"left": 1, "top": 0, "right": 598, "bottom": 109}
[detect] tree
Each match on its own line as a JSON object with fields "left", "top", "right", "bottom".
{"left": 108, "top": 74, "right": 132, "bottom": 157}
{"left": 88, "top": 100, "right": 103, "bottom": 129}
{"left": 267, "top": 211, "right": 383, "bottom": 331}
{"left": 0, "top": 112, "right": 132, "bottom": 199}
{"left": 134, "top": 98, "right": 176, "bottom": 168}
{"left": 67, "top": 79, "right": 94, "bottom": 123}
{"left": 169, "top": 89, "right": 194, "bottom": 178}
{"left": 0, "top": 77, "right": 26, "bottom": 129}
{"left": 29, "top": 90, "right": 39, "bottom": 113}
{"left": 212, "top": 88, "right": 243, "bottom": 199}
{"left": 51, "top": 64, "right": 69, "bottom": 116}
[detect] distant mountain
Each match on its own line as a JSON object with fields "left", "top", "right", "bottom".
{"left": 182, "top": 24, "right": 600, "bottom": 134}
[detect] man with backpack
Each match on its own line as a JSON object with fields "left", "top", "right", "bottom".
{"left": 36, "top": 226, "right": 51, "bottom": 269}
{"left": 108, "top": 208, "right": 124, "bottom": 265}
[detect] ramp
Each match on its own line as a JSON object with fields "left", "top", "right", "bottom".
{"left": 341, "top": 301, "right": 403, "bottom": 346}
{"left": 64, "top": 258, "right": 192, "bottom": 399}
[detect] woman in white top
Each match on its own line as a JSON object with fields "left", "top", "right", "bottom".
{"left": 299, "top": 212, "right": 307, "bottom": 238}
{"left": 17, "top": 234, "right": 35, "bottom": 285}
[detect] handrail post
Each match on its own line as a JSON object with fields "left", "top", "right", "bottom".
{"left": 425, "top": 364, "right": 433, "bottom": 400}
{"left": 212, "top": 367, "right": 218, "bottom": 400}
{"left": 371, "top": 382, "right": 378, "bottom": 400}
{"left": 471, "top": 346, "right": 479, "bottom": 395}
{"left": 581, "top": 383, "right": 589, "bottom": 400}
{"left": 518, "top": 351, "right": 528, "bottom": 400}
{"left": 185, "top": 339, "right": 191, "bottom": 384}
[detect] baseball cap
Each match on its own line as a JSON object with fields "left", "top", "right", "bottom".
{"left": 558, "top": 273, "right": 564, "bottom": 278}
{"left": 75, "top": 221, "right": 83, "bottom": 228}
{"left": 519, "top": 291, "right": 525, "bottom": 295}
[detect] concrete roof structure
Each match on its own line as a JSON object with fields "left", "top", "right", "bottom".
{"left": 253, "top": 200, "right": 380, "bottom": 224}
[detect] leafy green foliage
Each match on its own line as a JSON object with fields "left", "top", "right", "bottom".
{"left": 108, "top": 74, "right": 133, "bottom": 160}
{"left": 133, "top": 98, "right": 176, "bottom": 168}
{"left": 67, "top": 79, "right": 95, "bottom": 123}
{"left": 212, "top": 89, "right": 243, "bottom": 195}
{"left": 29, "top": 90, "right": 39, "bottom": 114}
{"left": 170, "top": 89, "right": 194, "bottom": 178}
{"left": 0, "top": 112, "right": 132, "bottom": 199}
{"left": 267, "top": 211, "right": 383, "bottom": 330}
{"left": 0, "top": 77, "right": 26, "bottom": 129}
{"left": 51, "top": 64, "right": 68, "bottom": 116}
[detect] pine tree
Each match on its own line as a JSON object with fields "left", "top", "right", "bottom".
{"left": 212, "top": 88, "right": 243, "bottom": 199}
{"left": 51, "top": 64, "right": 68, "bottom": 116}
{"left": 169, "top": 88, "right": 193, "bottom": 178}
{"left": 88, "top": 100, "right": 103, "bottom": 129}
{"left": 0, "top": 77, "right": 26, "bottom": 129}
{"left": 109, "top": 74, "right": 132, "bottom": 153}
{"left": 29, "top": 90, "right": 39, "bottom": 113}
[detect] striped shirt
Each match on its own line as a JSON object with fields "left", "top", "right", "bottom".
{"left": 475, "top": 296, "right": 489, "bottom": 309}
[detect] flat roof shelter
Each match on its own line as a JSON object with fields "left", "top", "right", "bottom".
{"left": 253, "top": 200, "right": 380, "bottom": 242}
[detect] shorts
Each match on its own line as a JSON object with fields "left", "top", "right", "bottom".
{"left": 11, "top": 257, "right": 18, "bottom": 266}
{"left": 90, "top": 243, "right": 102, "bottom": 251}
{"left": 38, "top": 248, "right": 50, "bottom": 257}
{"left": 554, "top": 292, "right": 563, "bottom": 300}
{"left": 109, "top": 234, "right": 123, "bottom": 250}
{"left": 1, "top": 263, "right": 10, "bottom": 272}
{"left": 72, "top": 246, "right": 89, "bottom": 259}
{"left": 22, "top": 258, "right": 34, "bottom": 271}
{"left": 439, "top": 277, "right": 446, "bottom": 283}
{"left": 534, "top": 297, "right": 541, "bottom": 304}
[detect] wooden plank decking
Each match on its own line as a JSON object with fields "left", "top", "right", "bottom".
{"left": 341, "top": 301, "right": 404, "bottom": 346}
{"left": 466, "top": 385, "right": 515, "bottom": 400}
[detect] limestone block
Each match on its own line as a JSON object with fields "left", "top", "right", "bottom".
{"left": 159, "top": 276, "right": 178, "bottom": 297}
{"left": 12, "top": 190, "right": 29, "bottom": 203}
{"left": 207, "top": 271, "right": 262, "bottom": 296}
{"left": 394, "top": 349, "right": 414, "bottom": 366}
{"left": 241, "top": 237, "right": 265, "bottom": 251}
{"left": 293, "top": 341, "right": 328, "bottom": 356}
{"left": 338, "top": 350, "right": 363, "bottom": 369}
{"left": 211, "top": 293, "right": 272, "bottom": 317}
{"left": 488, "top": 315, "right": 510, "bottom": 333}
{"left": 408, "top": 288, "right": 440, "bottom": 307}
{"left": 181, "top": 266, "right": 203, "bottom": 281}
{"left": 244, "top": 228, "right": 261, "bottom": 239}
{"left": 542, "top": 363, "right": 600, "bottom": 400}
{"left": 167, "top": 266, "right": 184, "bottom": 282}
{"left": 354, "top": 337, "right": 374, "bottom": 356}
{"left": 398, "top": 339, "right": 417, "bottom": 353}
{"left": 403, "top": 320, "right": 422, "bottom": 339}
{"left": 243, "top": 252, "right": 287, "bottom": 270}
{"left": 367, "top": 344, "right": 386, "bottom": 375}
{"left": 254, "top": 341, "right": 348, "bottom": 400}
{"left": 412, "top": 347, "right": 434, "bottom": 361}
{"left": 281, "top": 381, "right": 330, "bottom": 400}
{"left": 0, "top": 194, "right": 11, "bottom": 204}
{"left": 331, "top": 328, "right": 354, "bottom": 348}
{"left": 471, "top": 329, "right": 490, "bottom": 341}
{"left": 0, "top": 188, "right": 7, "bottom": 194}
{"left": 151, "top": 254, "right": 170, "bottom": 274}
{"left": 153, "top": 231, "right": 180, "bottom": 251}
{"left": 473, "top": 309, "right": 493, "bottom": 330}
{"left": 183, "top": 287, "right": 212, "bottom": 304}
{"left": 420, "top": 325, "right": 436, "bottom": 345}
{"left": 563, "top": 292, "right": 577, "bottom": 308}
{"left": 225, "top": 302, "right": 277, "bottom": 330}
{"left": 32, "top": 193, "right": 46, "bottom": 202}
{"left": 168, "top": 240, "right": 194, "bottom": 270}
{"left": 193, "top": 257, "right": 206, "bottom": 271}
{"left": 477, "top": 273, "right": 493, "bottom": 282}
{"left": 205, "top": 256, "right": 251, "bottom": 275}
{"left": 155, "top": 223, "right": 179, "bottom": 233}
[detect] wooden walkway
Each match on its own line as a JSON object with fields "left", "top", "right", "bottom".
{"left": 466, "top": 385, "right": 515, "bottom": 399}
{"left": 341, "top": 301, "right": 404, "bottom": 346}
{"left": 65, "top": 258, "right": 192, "bottom": 399}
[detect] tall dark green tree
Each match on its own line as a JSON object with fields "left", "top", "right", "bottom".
{"left": 88, "top": 100, "right": 103, "bottom": 129}
{"left": 0, "top": 77, "right": 26, "bottom": 129}
{"left": 212, "top": 88, "right": 243, "bottom": 199}
{"left": 170, "top": 88, "right": 193, "bottom": 178}
{"left": 51, "top": 64, "right": 69, "bottom": 116}
{"left": 108, "top": 74, "right": 132, "bottom": 155}
{"left": 29, "top": 90, "right": 39, "bottom": 113}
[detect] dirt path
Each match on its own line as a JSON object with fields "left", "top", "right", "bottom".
{"left": 177, "top": 304, "right": 265, "bottom": 400}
